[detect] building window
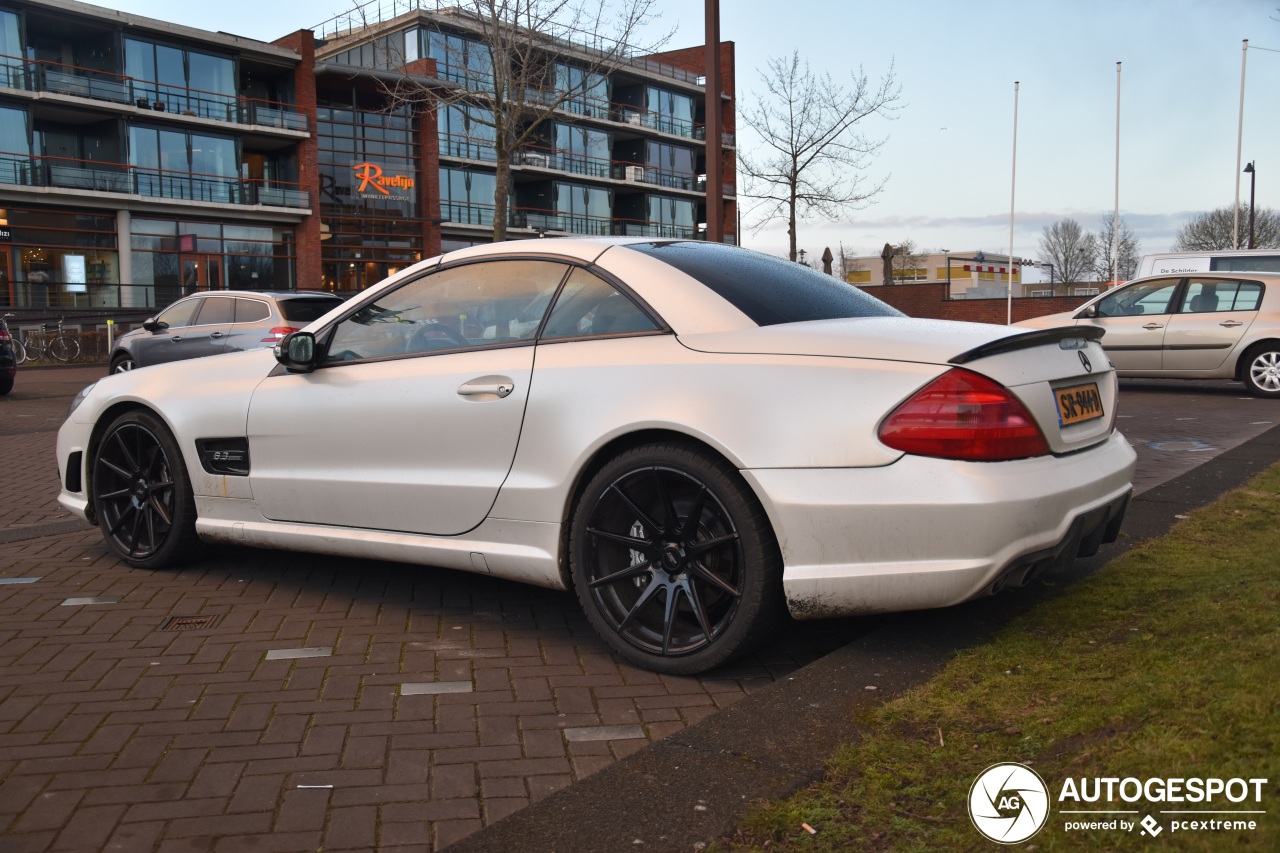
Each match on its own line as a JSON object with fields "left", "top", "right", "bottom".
{"left": 0, "top": 104, "right": 30, "bottom": 185}
{"left": 318, "top": 105, "right": 418, "bottom": 217}
{"left": 129, "top": 218, "right": 295, "bottom": 307}
{"left": 646, "top": 87, "right": 695, "bottom": 137}
{"left": 440, "top": 167, "right": 498, "bottom": 226}
{"left": 438, "top": 105, "right": 496, "bottom": 161}
{"left": 0, "top": 9, "right": 21, "bottom": 89}
{"left": 1, "top": 207, "right": 118, "bottom": 309}
{"left": 128, "top": 126, "right": 239, "bottom": 203}
{"left": 124, "top": 39, "right": 236, "bottom": 118}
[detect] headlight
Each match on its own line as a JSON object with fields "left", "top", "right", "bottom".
{"left": 68, "top": 382, "right": 97, "bottom": 417}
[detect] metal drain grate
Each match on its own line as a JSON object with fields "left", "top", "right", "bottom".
{"left": 160, "top": 614, "right": 218, "bottom": 631}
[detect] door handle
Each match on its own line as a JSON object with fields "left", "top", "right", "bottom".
{"left": 1219, "top": 320, "right": 1244, "bottom": 327}
{"left": 1142, "top": 323, "right": 1164, "bottom": 330}
{"left": 209, "top": 331, "right": 224, "bottom": 339}
{"left": 458, "top": 381, "right": 514, "bottom": 398}
{"left": 169, "top": 335, "right": 183, "bottom": 341}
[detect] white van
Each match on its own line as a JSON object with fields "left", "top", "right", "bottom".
{"left": 1136, "top": 249, "right": 1280, "bottom": 278}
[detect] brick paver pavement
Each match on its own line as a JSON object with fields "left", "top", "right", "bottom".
{"left": 0, "top": 366, "right": 1275, "bottom": 852}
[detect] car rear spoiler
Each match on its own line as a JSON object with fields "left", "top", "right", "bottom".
{"left": 948, "top": 326, "right": 1105, "bottom": 366}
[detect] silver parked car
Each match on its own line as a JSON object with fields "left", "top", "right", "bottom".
{"left": 60, "top": 239, "right": 1134, "bottom": 674}
{"left": 1017, "top": 272, "right": 1280, "bottom": 397}
{"left": 108, "top": 291, "right": 345, "bottom": 374}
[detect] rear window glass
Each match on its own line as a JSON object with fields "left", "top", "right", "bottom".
{"left": 627, "top": 241, "right": 903, "bottom": 326}
{"left": 280, "top": 297, "right": 343, "bottom": 323}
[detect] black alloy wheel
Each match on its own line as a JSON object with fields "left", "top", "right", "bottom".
{"left": 93, "top": 410, "right": 199, "bottom": 568}
{"left": 570, "top": 442, "right": 782, "bottom": 674}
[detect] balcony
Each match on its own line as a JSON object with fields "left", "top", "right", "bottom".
{"left": 0, "top": 152, "right": 310, "bottom": 209}
{"left": 614, "top": 163, "right": 698, "bottom": 192}
{"left": 0, "top": 55, "right": 307, "bottom": 133}
{"left": 615, "top": 107, "right": 700, "bottom": 140}
{"left": 610, "top": 219, "right": 698, "bottom": 239}
{"left": 440, "top": 133, "right": 498, "bottom": 162}
{"left": 512, "top": 147, "right": 611, "bottom": 180}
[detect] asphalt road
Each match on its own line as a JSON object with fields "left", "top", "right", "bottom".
{"left": 0, "top": 364, "right": 1276, "bottom": 852}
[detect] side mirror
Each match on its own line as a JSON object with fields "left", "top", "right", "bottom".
{"left": 142, "top": 317, "right": 164, "bottom": 332}
{"left": 1081, "top": 304, "right": 1098, "bottom": 318}
{"left": 275, "top": 331, "right": 318, "bottom": 373}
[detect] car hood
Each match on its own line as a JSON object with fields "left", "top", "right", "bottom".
{"left": 677, "top": 316, "right": 1047, "bottom": 365}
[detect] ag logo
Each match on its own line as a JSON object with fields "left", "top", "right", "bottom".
{"left": 968, "top": 762, "right": 1050, "bottom": 844}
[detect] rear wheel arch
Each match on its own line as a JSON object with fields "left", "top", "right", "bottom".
{"left": 1236, "top": 338, "right": 1280, "bottom": 380}
{"left": 556, "top": 429, "right": 770, "bottom": 589}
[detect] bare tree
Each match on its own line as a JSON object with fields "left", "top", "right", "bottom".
{"left": 1173, "top": 205, "right": 1280, "bottom": 251}
{"left": 739, "top": 51, "right": 901, "bottom": 261}
{"left": 889, "top": 238, "right": 927, "bottom": 282}
{"left": 368, "top": 0, "right": 666, "bottom": 241}
{"left": 1092, "top": 212, "right": 1141, "bottom": 282}
{"left": 1037, "top": 218, "right": 1096, "bottom": 284}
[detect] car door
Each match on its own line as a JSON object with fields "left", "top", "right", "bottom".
{"left": 1079, "top": 278, "right": 1182, "bottom": 371}
{"left": 168, "top": 295, "right": 234, "bottom": 362}
{"left": 130, "top": 296, "right": 203, "bottom": 366}
{"left": 245, "top": 259, "right": 571, "bottom": 536}
{"left": 1161, "top": 278, "right": 1262, "bottom": 371}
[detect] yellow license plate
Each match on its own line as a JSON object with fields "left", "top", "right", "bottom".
{"left": 1056, "top": 382, "right": 1105, "bottom": 426}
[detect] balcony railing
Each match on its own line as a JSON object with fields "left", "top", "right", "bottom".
{"left": 614, "top": 107, "right": 699, "bottom": 140}
{"left": 512, "top": 147, "right": 611, "bottom": 180}
{"left": 614, "top": 163, "right": 697, "bottom": 191}
{"left": 610, "top": 219, "right": 698, "bottom": 239}
{"left": 0, "top": 55, "right": 307, "bottom": 133}
{"left": 0, "top": 151, "right": 310, "bottom": 209}
{"left": 439, "top": 133, "right": 498, "bottom": 161}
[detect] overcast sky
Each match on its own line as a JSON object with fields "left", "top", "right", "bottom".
{"left": 101, "top": 0, "right": 1280, "bottom": 267}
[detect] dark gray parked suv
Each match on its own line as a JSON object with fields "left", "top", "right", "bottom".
{"left": 109, "top": 291, "right": 345, "bottom": 374}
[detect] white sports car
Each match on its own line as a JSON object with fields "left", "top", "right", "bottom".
{"left": 57, "top": 239, "right": 1135, "bottom": 673}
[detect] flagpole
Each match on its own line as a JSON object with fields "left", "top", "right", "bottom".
{"left": 1234, "top": 40, "right": 1248, "bottom": 249}
{"left": 1007, "top": 81, "right": 1019, "bottom": 325}
{"left": 1113, "top": 62, "right": 1121, "bottom": 286}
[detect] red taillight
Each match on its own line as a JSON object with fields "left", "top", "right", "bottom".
{"left": 0, "top": 328, "right": 10, "bottom": 343}
{"left": 878, "top": 368, "right": 1050, "bottom": 461}
{"left": 261, "top": 326, "right": 298, "bottom": 343}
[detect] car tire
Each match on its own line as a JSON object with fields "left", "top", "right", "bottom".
{"left": 569, "top": 441, "right": 784, "bottom": 674}
{"left": 92, "top": 410, "right": 200, "bottom": 569}
{"left": 1241, "top": 342, "right": 1280, "bottom": 398}
{"left": 0, "top": 373, "right": 12, "bottom": 396}
{"left": 109, "top": 354, "right": 136, "bottom": 374}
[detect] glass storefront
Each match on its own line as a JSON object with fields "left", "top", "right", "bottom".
{"left": 0, "top": 207, "right": 119, "bottom": 309}
{"left": 129, "top": 218, "right": 295, "bottom": 308}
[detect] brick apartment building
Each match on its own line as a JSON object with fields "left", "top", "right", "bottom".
{"left": 0, "top": 0, "right": 736, "bottom": 313}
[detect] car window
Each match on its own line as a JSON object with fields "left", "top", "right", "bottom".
{"left": 279, "top": 297, "right": 343, "bottom": 323}
{"left": 235, "top": 299, "right": 271, "bottom": 324}
{"left": 1179, "top": 279, "right": 1263, "bottom": 313}
{"left": 627, "top": 241, "right": 903, "bottom": 326}
{"left": 193, "top": 296, "right": 234, "bottom": 326}
{"left": 155, "top": 298, "right": 200, "bottom": 329}
{"left": 324, "top": 260, "right": 569, "bottom": 362}
{"left": 1094, "top": 279, "right": 1180, "bottom": 318}
{"left": 541, "top": 268, "right": 660, "bottom": 340}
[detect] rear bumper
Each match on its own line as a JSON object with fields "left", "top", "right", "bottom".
{"left": 743, "top": 430, "right": 1136, "bottom": 618}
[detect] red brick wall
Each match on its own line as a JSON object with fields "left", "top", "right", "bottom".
{"left": 865, "top": 282, "right": 1092, "bottom": 324}
{"left": 273, "top": 30, "right": 322, "bottom": 291}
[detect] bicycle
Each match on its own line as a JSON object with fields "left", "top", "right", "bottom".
{"left": 19, "top": 317, "right": 80, "bottom": 363}
{"left": 2, "top": 313, "right": 26, "bottom": 364}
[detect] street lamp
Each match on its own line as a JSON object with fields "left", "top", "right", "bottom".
{"left": 1244, "top": 161, "right": 1256, "bottom": 250}
{"left": 941, "top": 249, "right": 951, "bottom": 291}
{"left": 797, "top": 248, "right": 807, "bottom": 266}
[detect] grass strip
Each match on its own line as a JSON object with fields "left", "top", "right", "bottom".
{"left": 714, "top": 465, "right": 1280, "bottom": 851}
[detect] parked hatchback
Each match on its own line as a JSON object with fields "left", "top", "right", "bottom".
{"left": 1017, "top": 272, "right": 1280, "bottom": 397}
{"left": 109, "top": 291, "right": 345, "bottom": 374}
